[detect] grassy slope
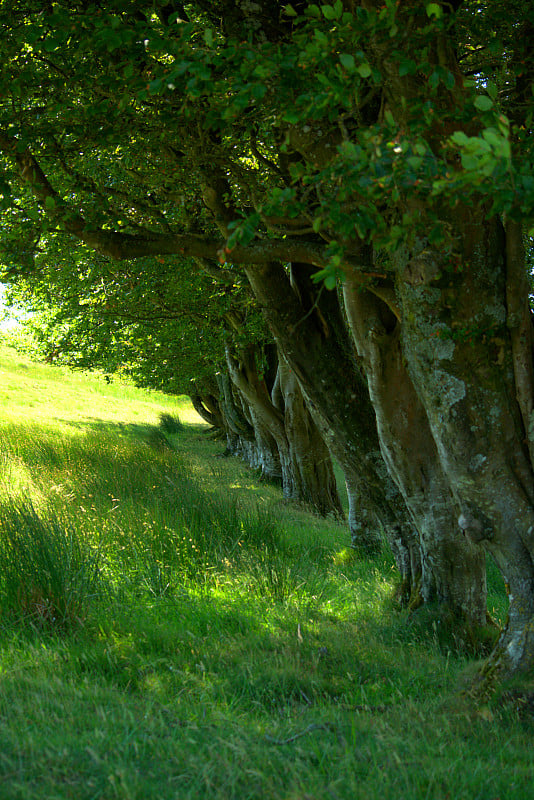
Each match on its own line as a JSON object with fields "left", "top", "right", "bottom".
{"left": 0, "top": 344, "right": 531, "bottom": 800}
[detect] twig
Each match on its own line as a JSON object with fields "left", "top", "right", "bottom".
{"left": 289, "top": 284, "right": 325, "bottom": 335}
{"left": 265, "top": 722, "right": 338, "bottom": 746}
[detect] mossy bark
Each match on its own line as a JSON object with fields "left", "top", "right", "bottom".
{"left": 343, "top": 268, "right": 487, "bottom": 625}
{"left": 395, "top": 211, "right": 534, "bottom": 674}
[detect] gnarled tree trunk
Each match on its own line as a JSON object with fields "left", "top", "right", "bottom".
{"left": 395, "top": 212, "right": 534, "bottom": 674}
{"left": 190, "top": 377, "right": 225, "bottom": 433}
{"left": 244, "top": 259, "right": 412, "bottom": 554}
{"left": 225, "top": 342, "right": 342, "bottom": 515}
{"left": 343, "top": 264, "right": 487, "bottom": 623}
{"left": 276, "top": 354, "right": 343, "bottom": 517}
{"left": 215, "top": 371, "right": 255, "bottom": 456}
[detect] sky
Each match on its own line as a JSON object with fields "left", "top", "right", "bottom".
{"left": 0, "top": 283, "right": 23, "bottom": 330}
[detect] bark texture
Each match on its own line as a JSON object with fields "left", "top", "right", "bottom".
{"left": 276, "top": 356, "right": 343, "bottom": 517}
{"left": 343, "top": 265, "right": 487, "bottom": 623}
{"left": 225, "top": 343, "right": 342, "bottom": 515}
{"left": 395, "top": 213, "right": 534, "bottom": 673}
{"left": 245, "top": 260, "right": 413, "bottom": 554}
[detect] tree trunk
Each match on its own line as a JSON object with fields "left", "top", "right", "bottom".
{"left": 395, "top": 212, "right": 534, "bottom": 674}
{"left": 225, "top": 342, "right": 298, "bottom": 500}
{"left": 225, "top": 341, "right": 343, "bottom": 514}
{"left": 276, "top": 355, "right": 344, "bottom": 517}
{"left": 237, "top": 392, "right": 283, "bottom": 484}
{"left": 215, "top": 371, "right": 255, "bottom": 456}
{"left": 244, "top": 260, "right": 412, "bottom": 553}
{"left": 190, "top": 378, "right": 225, "bottom": 432}
{"left": 342, "top": 266, "right": 487, "bottom": 623}
{"left": 190, "top": 392, "right": 220, "bottom": 430}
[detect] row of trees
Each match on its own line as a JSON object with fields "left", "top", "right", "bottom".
{"left": 8, "top": 246, "right": 346, "bottom": 518}
{"left": 1, "top": 0, "right": 534, "bottom": 678}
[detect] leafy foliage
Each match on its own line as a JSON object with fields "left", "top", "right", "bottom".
{"left": 0, "top": 1, "right": 532, "bottom": 306}
{"left": 0, "top": 6, "right": 527, "bottom": 253}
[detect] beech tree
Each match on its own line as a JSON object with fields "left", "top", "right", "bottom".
{"left": 2, "top": 0, "right": 534, "bottom": 677}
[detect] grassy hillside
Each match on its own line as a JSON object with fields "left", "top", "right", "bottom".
{"left": 0, "top": 343, "right": 531, "bottom": 800}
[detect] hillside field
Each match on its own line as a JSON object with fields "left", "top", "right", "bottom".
{"left": 0, "top": 343, "right": 531, "bottom": 800}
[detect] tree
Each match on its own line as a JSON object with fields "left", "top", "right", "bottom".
{"left": 2, "top": 0, "right": 534, "bottom": 675}
{"left": 7, "top": 235, "right": 345, "bottom": 516}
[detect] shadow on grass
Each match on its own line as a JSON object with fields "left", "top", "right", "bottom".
{"left": 0, "top": 586, "right": 447, "bottom": 717}
{"left": 0, "top": 418, "right": 507, "bottom": 702}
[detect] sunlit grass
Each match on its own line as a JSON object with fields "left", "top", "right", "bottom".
{"left": 0, "top": 343, "right": 193, "bottom": 431}
{"left": 0, "top": 342, "right": 529, "bottom": 800}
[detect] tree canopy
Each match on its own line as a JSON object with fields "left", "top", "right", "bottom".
{"left": 1, "top": 2, "right": 532, "bottom": 265}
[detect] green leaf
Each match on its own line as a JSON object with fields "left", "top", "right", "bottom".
{"left": 322, "top": 1, "right": 342, "bottom": 20}
{"left": 311, "top": 268, "right": 328, "bottom": 283}
{"left": 481, "top": 129, "right": 510, "bottom": 160}
{"left": 497, "top": 114, "right": 510, "bottom": 135}
{"left": 444, "top": 71, "right": 456, "bottom": 89}
{"left": 283, "top": 4, "right": 298, "bottom": 16}
{"left": 486, "top": 80, "right": 498, "bottom": 100}
{"left": 474, "top": 95, "right": 493, "bottom": 111}
{"left": 283, "top": 110, "right": 301, "bottom": 124}
{"left": 339, "top": 53, "right": 355, "bottom": 71}
{"left": 481, "top": 128, "right": 503, "bottom": 148}
{"left": 407, "top": 156, "right": 423, "bottom": 170}
{"left": 43, "top": 36, "right": 60, "bottom": 53}
{"left": 425, "top": 3, "right": 442, "bottom": 18}
{"left": 399, "top": 59, "right": 416, "bottom": 77}
{"left": 44, "top": 196, "right": 56, "bottom": 211}
{"left": 429, "top": 71, "right": 439, "bottom": 89}
{"left": 148, "top": 79, "right": 163, "bottom": 95}
{"left": 461, "top": 153, "right": 479, "bottom": 171}
{"left": 450, "top": 131, "right": 470, "bottom": 146}
{"left": 357, "top": 63, "right": 372, "bottom": 79}
{"left": 324, "top": 273, "right": 337, "bottom": 290}
{"left": 251, "top": 84, "right": 267, "bottom": 100}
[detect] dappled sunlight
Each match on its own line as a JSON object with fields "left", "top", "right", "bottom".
{"left": 0, "top": 344, "right": 523, "bottom": 800}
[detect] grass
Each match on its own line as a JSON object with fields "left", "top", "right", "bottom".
{"left": 0, "top": 342, "right": 532, "bottom": 799}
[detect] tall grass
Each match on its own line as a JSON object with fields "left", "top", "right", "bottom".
{"left": 0, "top": 417, "right": 321, "bottom": 624}
{"left": 0, "top": 344, "right": 526, "bottom": 800}
{"left": 0, "top": 500, "right": 104, "bottom": 630}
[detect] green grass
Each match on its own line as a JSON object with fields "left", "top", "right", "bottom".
{"left": 0, "top": 342, "right": 531, "bottom": 800}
